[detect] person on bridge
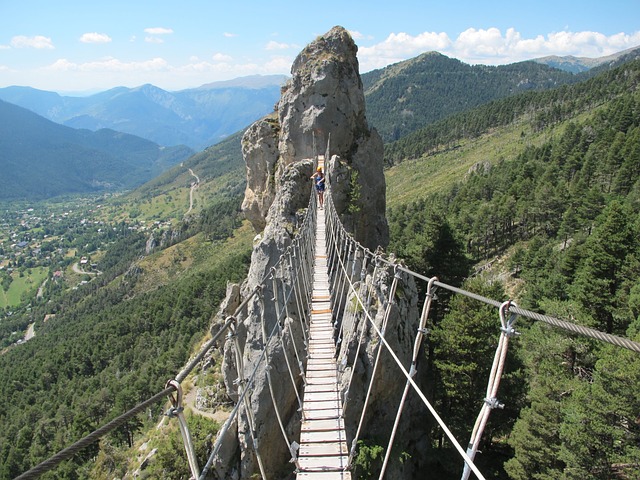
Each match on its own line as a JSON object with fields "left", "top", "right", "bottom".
{"left": 311, "top": 166, "right": 325, "bottom": 209}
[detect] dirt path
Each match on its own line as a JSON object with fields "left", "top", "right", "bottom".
{"left": 24, "top": 323, "right": 35, "bottom": 341}
{"left": 37, "top": 278, "right": 48, "bottom": 298}
{"left": 184, "top": 387, "right": 230, "bottom": 424}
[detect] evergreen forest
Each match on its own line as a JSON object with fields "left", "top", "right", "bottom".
{"left": 384, "top": 59, "right": 640, "bottom": 479}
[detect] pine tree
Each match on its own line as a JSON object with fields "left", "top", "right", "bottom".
{"left": 559, "top": 336, "right": 640, "bottom": 479}
{"left": 571, "top": 201, "right": 637, "bottom": 333}
{"left": 504, "top": 324, "right": 582, "bottom": 480}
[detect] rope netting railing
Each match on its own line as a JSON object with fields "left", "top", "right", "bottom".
{"left": 319, "top": 178, "right": 640, "bottom": 480}
{"left": 16, "top": 188, "right": 320, "bottom": 480}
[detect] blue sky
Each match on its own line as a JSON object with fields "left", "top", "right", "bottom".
{"left": 1, "top": 0, "right": 638, "bottom": 93}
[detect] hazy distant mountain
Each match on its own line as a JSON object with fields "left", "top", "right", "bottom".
{"left": 0, "top": 75, "right": 287, "bottom": 150}
{"left": 533, "top": 45, "right": 640, "bottom": 73}
{"left": 0, "top": 100, "right": 194, "bottom": 200}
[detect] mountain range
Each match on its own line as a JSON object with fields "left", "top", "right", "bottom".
{"left": 0, "top": 100, "right": 193, "bottom": 200}
{"left": 362, "top": 46, "right": 640, "bottom": 142}
{"left": 2, "top": 47, "right": 639, "bottom": 153}
{"left": 0, "top": 75, "right": 287, "bottom": 150}
{"left": 532, "top": 44, "right": 640, "bottom": 73}
{"left": 2, "top": 47, "right": 639, "bottom": 202}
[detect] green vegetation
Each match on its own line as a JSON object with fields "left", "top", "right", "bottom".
{"left": 384, "top": 59, "right": 640, "bottom": 478}
{"left": 0, "top": 266, "right": 47, "bottom": 308}
{"left": 362, "top": 51, "right": 579, "bottom": 143}
{"left": 353, "top": 440, "right": 385, "bottom": 479}
{"left": 0, "top": 129, "right": 250, "bottom": 477}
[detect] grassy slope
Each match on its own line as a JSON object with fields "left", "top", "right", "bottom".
{"left": 385, "top": 110, "right": 592, "bottom": 209}
{"left": 0, "top": 266, "right": 48, "bottom": 308}
{"left": 133, "top": 220, "right": 253, "bottom": 296}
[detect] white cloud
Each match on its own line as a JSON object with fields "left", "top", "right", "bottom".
{"left": 358, "top": 31, "right": 451, "bottom": 70}
{"left": 265, "top": 40, "right": 292, "bottom": 51}
{"left": 212, "top": 53, "right": 233, "bottom": 62}
{"left": 10, "top": 35, "right": 54, "bottom": 49}
{"left": 144, "top": 27, "right": 173, "bottom": 35}
{"left": 48, "top": 57, "right": 169, "bottom": 73}
{"left": 357, "top": 28, "right": 640, "bottom": 71}
{"left": 263, "top": 56, "right": 293, "bottom": 73}
{"left": 224, "top": 32, "right": 238, "bottom": 38}
{"left": 80, "top": 32, "right": 112, "bottom": 44}
{"left": 145, "top": 36, "right": 165, "bottom": 44}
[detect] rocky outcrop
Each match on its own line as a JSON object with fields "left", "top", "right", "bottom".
{"left": 241, "top": 115, "right": 280, "bottom": 232}
{"left": 241, "top": 25, "right": 388, "bottom": 250}
{"left": 213, "top": 26, "right": 400, "bottom": 479}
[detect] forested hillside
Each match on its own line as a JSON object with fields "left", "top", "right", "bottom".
{"left": 385, "top": 59, "right": 640, "bottom": 479}
{"left": 0, "top": 134, "right": 251, "bottom": 478}
{"left": 0, "top": 100, "right": 193, "bottom": 200}
{"left": 362, "top": 52, "right": 579, "bottom": 143}
{"left": 384, "top": 58, "right": 640, "bottom": 167}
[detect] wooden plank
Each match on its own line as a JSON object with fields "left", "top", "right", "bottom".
{"left": 301, "top": 417, "right": 345, "bottom": 431}
{"left": 305, "top": 375, "right": 337, "bottom": 384}
{"left": 302, "top": 399, "right": 341, "bottom": 410}
{"left": 309, "top": 332, "right": 333, "bottom": 339}
{"left": 308, "top": 345, "right": 335, "bottom": 354}
{"left": 299, "top": 441, "right": 348, "bottom": 456}
{"left": 298, "top": 455, "right": 349, "bottom": 470}
{"left": 306, "top": 359, "right": 336, "bottom": 367}
{"left": 303, "top": 391, "right": 340, "bottom": 402}
{"left": 303, "top": 411, "right": 343, "bottom": 421}
{"left": 297, "top": 471, "right": 351, "bottom": 479}
{"left": 303, "top": 383, "right": 336, "bottom": 393}
{"left": 305, "top": 367, "right": 336, "bottom": 376}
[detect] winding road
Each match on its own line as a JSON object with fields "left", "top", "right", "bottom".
{"left": 185, "top": 168, "right": 200, "bottom": 217}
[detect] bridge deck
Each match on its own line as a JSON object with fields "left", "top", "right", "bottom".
{"left": 296, "top": 204, "right": 351, "bottom": 479}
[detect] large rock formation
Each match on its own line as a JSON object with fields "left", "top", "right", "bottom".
{"left": 241, "top": 25, "right": 388, "bottom": 250}
{"left": 213, "top": 26, "right": 417, "bottom": 479}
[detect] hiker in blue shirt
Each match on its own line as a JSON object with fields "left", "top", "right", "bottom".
{"left": 311, "top": 166, "right": 325, "bottom": 209}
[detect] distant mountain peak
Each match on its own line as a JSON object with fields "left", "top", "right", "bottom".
{"left": 533, "top": 45, "right": 640, "bottom": 73}
{"left": 0, "top": 75, "right": 287, "bottom": 150}
{"left": 190, "top": 74, "right": 289, "bottom": 91}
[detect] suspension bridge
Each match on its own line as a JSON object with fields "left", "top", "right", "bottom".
{"left": 15, "top": 153, "right": 640, "bottom": 480}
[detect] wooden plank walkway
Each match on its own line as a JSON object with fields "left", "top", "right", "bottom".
{"left": 296, "top": 198, "right": 351, "bottom": 479}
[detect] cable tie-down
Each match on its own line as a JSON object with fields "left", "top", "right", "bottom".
{"left": 500, "top": 326, "right": 520, "bottom": 337}
{"left": 165, "top": 406, "right": 184, "bottom": 418}
{"left": 417, "top": 327, "right": 430, "bottom": 335}
{"left": 484, "top": 397, "right": 504, "bottom": 409}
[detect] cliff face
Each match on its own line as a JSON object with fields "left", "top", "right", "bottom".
{"left": 242, "top": 25, "right": 388, "bottom": 250}
{"left": 215, "top": 26, "right": 404, "bottom": 479}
